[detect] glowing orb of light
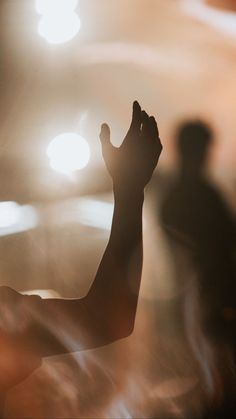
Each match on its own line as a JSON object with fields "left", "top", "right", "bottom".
{"left": 38, "top": 12, "right": 80, "bottom": 44}
{"left": 0, "top": 202, "right": 20, "bottom": 228}
{"left": 35, "top": 0, "right": 78, "bottom": 16}
{"left": 47, "top": 133, "right": 90, "bottom": 174}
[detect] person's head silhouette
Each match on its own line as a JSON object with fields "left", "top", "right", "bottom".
{"left": 177, "top": 121, "right": 212, "bottom": 177}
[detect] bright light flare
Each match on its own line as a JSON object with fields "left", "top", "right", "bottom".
{"left": 78, "top": 199, "right": 113, "bottom": 230}
{"left": 0, "top": 202, "right": 20, "bottom": 228}
{"left": 36, "top": 0, "right": 80, "bottom": 44}
{"left": 38, "top": 12, "right": 80, "bottom": 44}
{"left": 0, "top": 202, "right": 38, "bottom": 236}
{"left": 35, "top": 0, "right": 78, "bottom": 15}
{"left": 47, "top": 133, "right": 90, "bottom": 174}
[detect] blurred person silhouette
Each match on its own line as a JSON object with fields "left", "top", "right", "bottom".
{"left": 0, "top": 101, "right": 162, "bottom": 415}
{"left": 160, "top": 121, "right": 236, "bottom": 416}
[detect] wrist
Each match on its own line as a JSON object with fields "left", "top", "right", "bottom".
{"left": 113, "top": 183, "right": 144, "bottom": 202}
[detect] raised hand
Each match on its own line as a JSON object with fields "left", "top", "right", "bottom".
{"left": 100, "top": 101, "right": 162, "bottom": 192}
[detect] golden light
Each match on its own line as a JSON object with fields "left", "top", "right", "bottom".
{"left": 47, "top": 133, "right": 90, "bottom": 175}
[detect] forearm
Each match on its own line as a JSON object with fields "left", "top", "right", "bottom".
{"left": 86, "top": 186, "right": 144, "bottom": 338}
{"left": 105, "top": 185, "right": 144, "bottom": 265}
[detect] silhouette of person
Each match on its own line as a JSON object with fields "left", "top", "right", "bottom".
{"left": 160, "top": 120, "right": 236, "bottom": 415}
{"left": 161, "top": 121, "right": 235, "bottom": 332}
{"left": 0, "top": 101, "right": 162, "bottom": 415}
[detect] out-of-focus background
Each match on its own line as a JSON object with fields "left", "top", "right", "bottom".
{"left": 1, "top": 0, "right": 236, "bottom": 417}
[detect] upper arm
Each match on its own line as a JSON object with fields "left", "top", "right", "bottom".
{"left": 0, "top": 287, "right": 94, "bottom": 359}
{"left": 22, "top": 294, "right": 118, "bottom": 357}
{"left": 21, "top": 295, "right": 101, "bottom": 357}
{"left": 0, "top": 286, "right": 128, "bottom": 359}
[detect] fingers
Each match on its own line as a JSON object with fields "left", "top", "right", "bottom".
{"left": 141, "top": 110, "right": 150, "bottom": 138}
{"left": 129, "top": 100, "right": 142, "bottom": 134}
{"left": 100, "top": 123, "right": 110, "bottom": 145}
{"left": 149, "top": 116, "right": 162, "bottom": 149}
{"left": 100, "top": 123, "right": 114, "bottom": 158}
{"left": 149, "top": 116, "right": 159, "bottom": 139}
{"left": 149, "top": 116, "right": 159, "bottom": 141}
{"left": 141, "top": 112, "right": 162, "bottom": 150}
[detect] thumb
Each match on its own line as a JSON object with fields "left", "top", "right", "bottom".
{"left": 100, "top": 123, "right": 113, "bottom": 157}
{"left": 100, "top": 123, "right": 111, "bottom": 144}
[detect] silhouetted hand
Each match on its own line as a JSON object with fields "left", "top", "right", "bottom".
{"left": 100, "top": 101, "right": 162, "bottom": 192}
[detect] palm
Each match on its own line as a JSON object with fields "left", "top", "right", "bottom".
{"left": 100, "top": 101, "right": 162, "bottom": 190}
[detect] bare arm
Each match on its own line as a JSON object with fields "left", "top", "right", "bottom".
{"left": 23, "top": 102, "right": 162, "bottom": 357}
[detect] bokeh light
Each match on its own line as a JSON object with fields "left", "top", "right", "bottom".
{"left": 0, "top": 202, "right": 38, "bottom": 236}
{"left": 47, "top": 133, "right": 90, "bottom": 174}
{"left": 38, "top": 12, "right": 80, "bottom": 44}
{"left": 36, "top": 0, "right": 80, "bottom": 44}
{"left": 0, "top": 202, "right": 20, "bottom": 228}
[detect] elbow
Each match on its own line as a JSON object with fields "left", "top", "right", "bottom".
{"left": 118, "top": 318, "right": 135, "bottom": 339}
{"left": 106, "top": 301, "right": 138, "bottom": 343}
{"left": 92, "top": 315, "right": 136, "bottom": 347}
{"left": 104, "top": 314, "right": 136, "bottom": 344}
{"left": 84, "top": 296, "right": 137, "bottom": 347}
